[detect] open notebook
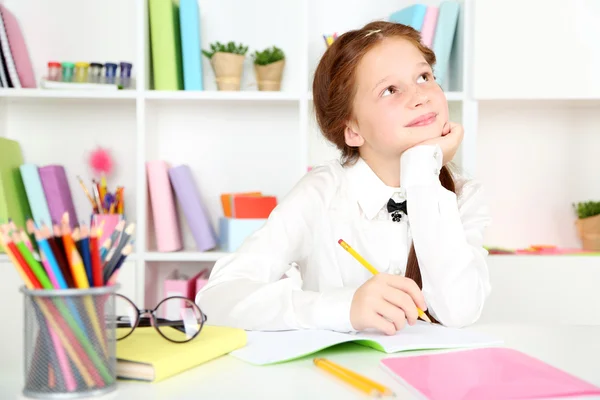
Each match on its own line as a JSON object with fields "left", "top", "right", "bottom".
{"left": 230, "top": 321, "right": 502, "bottom": 365}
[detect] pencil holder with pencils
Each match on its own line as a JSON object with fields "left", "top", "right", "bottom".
{"left": 20, "top": 284, "right": 119, "bottom": 398}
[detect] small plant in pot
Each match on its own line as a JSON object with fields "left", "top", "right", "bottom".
{"left": 202, "top": 41, "right": 248, "bottom": 91}
{"left": 252, "top": 46, "right": 285, "bottom": 91}
{"left": 573, "top": 200, "right": 600, "bottom": 251}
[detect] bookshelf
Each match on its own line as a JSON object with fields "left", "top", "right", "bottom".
{"left": 1, "top": 0, "right": 598, "bottom": 308}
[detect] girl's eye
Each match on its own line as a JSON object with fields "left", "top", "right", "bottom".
{"left": 417, "top": 73, "right": 433, "bottom": 83}
{"left": 382, "top": 86, "right": 398, "bottom": 97}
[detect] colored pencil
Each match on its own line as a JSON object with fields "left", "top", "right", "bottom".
{"left": 338, "top": 239, "right": 431, "bottom": 323}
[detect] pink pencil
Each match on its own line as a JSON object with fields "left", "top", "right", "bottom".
{"left": 46, "top": 321, "right": 77, "bottom": 391}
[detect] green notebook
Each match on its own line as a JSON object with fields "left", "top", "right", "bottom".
{"left": 148, "top": 0, "right": 184, "bottom": 90}
{"left": 0, "top": 138, "right": 31, "bottom": 252}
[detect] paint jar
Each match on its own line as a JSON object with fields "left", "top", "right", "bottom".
{"left": 104, "top": 63, "right": 117, "bottom": 84}
{"left": 89, "top": 63, "right": 103, "bottom": 84}
{"left": 119, "top": 62, "right": 132, "bottom": 88}
{"left": 47, "top": 62, "right": 61, "bottom": 81}
{"left": 61, "top": 62, "right": 75, "bottom": 82}
{"left": 74, "top": 62, "right": 90, "bottom": 83}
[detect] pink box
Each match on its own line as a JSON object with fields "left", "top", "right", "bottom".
{"left": 162, "top": 270, "right": 209, "bottom": 320}
{"left": 91, "top": 214, "right": 123, "bottom": 246}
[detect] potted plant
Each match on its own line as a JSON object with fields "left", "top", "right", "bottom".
{"left": 252, "top": 46, "right": 285, "bottom": 91}
{"left": 573, "top": 201, "right": 600, "bottom": 251}
{"left": 202, "top": 41, "right": 248, "bottom": 91}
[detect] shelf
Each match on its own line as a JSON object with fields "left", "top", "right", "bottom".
{"left": 144, "top": 90, "right": 301, "bottom": 102}
{"left": 307, "top": 91, "right": 464, "bottom": 102}
{"left": 0, "top": 89, "right": 137, "bottom": 100}
{"left": 144, "top": 250, "right": 230, "bottom": 262}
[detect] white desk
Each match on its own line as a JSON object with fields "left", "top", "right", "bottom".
{"left": 2, "top": 323, "right": 599, "bottom": 400}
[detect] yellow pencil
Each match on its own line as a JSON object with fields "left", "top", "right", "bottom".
{"left": 314, "top": 358, "right": 395, "bottom": 397}
{"left": 338, "top": 239, "right": 431, "bottom": 323}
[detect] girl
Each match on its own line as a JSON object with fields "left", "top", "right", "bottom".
{"left": 196, "top": 21, "right": 491, "bottom": 335}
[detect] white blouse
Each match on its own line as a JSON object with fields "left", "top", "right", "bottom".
{"left": 195, "top": 144, "right": 492, "bottom": 333}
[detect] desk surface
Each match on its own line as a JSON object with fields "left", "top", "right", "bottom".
{"left": 2, "top": 323, "right": 600, "bottom": 400}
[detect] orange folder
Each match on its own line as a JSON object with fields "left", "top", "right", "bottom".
{"left": 233, "top": 196, "right": 277, "bottom": 219}
{"left": 220, "top": 192, "right": 262, "bottom": 217}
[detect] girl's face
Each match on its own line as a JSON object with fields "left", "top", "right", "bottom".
{"left": 345, "top": 37, "right": 449, "bottom": 160}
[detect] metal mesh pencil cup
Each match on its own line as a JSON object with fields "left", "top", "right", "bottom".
{"left": 20, "top": 284, "right": 120, "bottom": 399}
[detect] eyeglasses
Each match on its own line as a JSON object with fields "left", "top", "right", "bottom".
{"left": 111, "top": 293, "right": 208, "bottom": 343}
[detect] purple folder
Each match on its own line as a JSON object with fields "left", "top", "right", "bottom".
{"left": 38, "top": 165, "right": 78, "bottom": 229}
{"left": 168, "top": 165, "right": 217, "bottom": 252}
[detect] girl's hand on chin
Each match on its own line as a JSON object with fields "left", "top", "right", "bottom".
{"left": 419, "top": 121, "right": 464, "bottom": 165}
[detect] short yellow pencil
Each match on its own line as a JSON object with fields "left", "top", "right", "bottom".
{"left": 337, "top": 239, "right": 431, "bottom": 323}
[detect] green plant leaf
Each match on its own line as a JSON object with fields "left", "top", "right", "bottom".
{"left": 202, "top": 41, "right": 248, "bottom": 58}
{"left": 573, "top": 201, "right": 600, "bottom": 219}
{"left": 252, "top": 46, "right": 285, "bottom": 65}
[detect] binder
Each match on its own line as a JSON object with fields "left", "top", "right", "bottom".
{"left": 38, "top": 165, "right": 78, "bottom": 229}
{"left": 179, "top": 0, "right": 203, "bottom": 90}
{"left": 0, "top": 5, "right": 19, "bottom": 88}
{"left": 146, "top": 160, "right": 183, "bottom": 252}
{"left": 19, "top": 164, "right": 52, "bottom": 228}
{"left": 0, "top": 5, "right": 35, "bottom": 88}
{"left": 148, "top": 0, "right": 183, "bottom": 90}
{"left": 0, "top": 138, "right": 31, "bottom": 251}
{"left": 168, "top": 165, "right": 217, "bottom": 252}
{"left": 389, "top": 5, "right": 427, "bottom": 32}
{"left": 420, "top": 6, "right": 439, "bottom": 48}
{"left": 432, "top": 1, "right": 460, "bottom": 87}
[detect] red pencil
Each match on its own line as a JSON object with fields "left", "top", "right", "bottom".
{"left": 2, "top": 232, "right": 42, "bottom": 289}
{"left": 89, "top": 228, "right": 103, "bottom": 287}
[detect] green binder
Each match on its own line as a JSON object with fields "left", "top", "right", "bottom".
{"left": 0, "top": 138, "right": 31, "bottom": 252}
{"left": 149, "top": 0, "right": 184, "bottom": 90}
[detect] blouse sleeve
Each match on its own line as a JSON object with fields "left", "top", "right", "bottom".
{"left": 401, "top": 144, "right": 492, "bottom": 328}
{"left": 195, "top": 165, "right": 356, "bottom": 332}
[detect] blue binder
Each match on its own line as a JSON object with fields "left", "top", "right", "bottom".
{"left": 432, "top": 1, "right": 460, "bottom": 87}
{"left": 179, "top": 0, "right": 203, "bottom": 90}
{"left": 389, "top": 5, "right": 427, "bottom": 31}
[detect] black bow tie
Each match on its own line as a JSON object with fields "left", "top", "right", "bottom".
{"left": 387, "top": 199, "right": 407, "bottom": 222}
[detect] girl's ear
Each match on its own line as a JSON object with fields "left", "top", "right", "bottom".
{"left": 344, "top": 122, "right": 364, "bottom": 147}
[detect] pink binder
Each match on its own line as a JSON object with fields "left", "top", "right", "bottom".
{"left": 0, "top": 5, "right": 35, "bottom": 88}
{"left": 420, "top": 6, "right": 439, "bottom": 48}
{"left": 146, "top": 160, "right": 182, "bottom": 252}
{"left": 381, "top": 347, "right": 600, "bottom": 400}
{"left": 38, "top": 165, "right": 78, "bottom": 229}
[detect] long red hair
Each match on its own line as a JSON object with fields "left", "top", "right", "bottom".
{"left": 312, "top": 21, "right": 456, "bottom": 323}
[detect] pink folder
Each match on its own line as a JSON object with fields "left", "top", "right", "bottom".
{"left": 0, "top": 5, "right": 36, "bottom": 88}
{"left": 420, "top": 6, "right": 439, "bottom": 48}
{"left": 381, "top": 347, "right": 600, "bottom": 400}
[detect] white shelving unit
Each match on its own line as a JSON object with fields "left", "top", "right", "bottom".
{"left": 3, "top": 0, "right": 597, "bottom": 308}
{"left": 0, "top": 0, "right": 476, "bottom": 306}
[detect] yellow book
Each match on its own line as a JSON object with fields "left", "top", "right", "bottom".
{"left": 116, "top": 326, "right": 247, "bottom": 382}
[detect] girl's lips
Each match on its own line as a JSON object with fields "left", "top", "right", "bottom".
{"left": 405, "top": 112, "right": 437, "bottom": 127}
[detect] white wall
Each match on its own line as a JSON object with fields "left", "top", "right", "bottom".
{"left": 477, "top": 101, "right": 600, "bottom": 249}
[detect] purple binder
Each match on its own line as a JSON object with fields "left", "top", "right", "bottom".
{"left": 38, "top": 165, "right": 78, "bottom": 229}
{"left": 168, "top": 165, "right": 217, "bottom": 252}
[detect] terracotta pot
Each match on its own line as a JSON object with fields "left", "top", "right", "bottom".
{"left": 575, "top": 214, "right": 600, "bottom": 251}
{"left": 254, "top": 59, "right": 285, "bottom": 91}
{"left": 210, "top": 52, "right": 245, "bottom": 91}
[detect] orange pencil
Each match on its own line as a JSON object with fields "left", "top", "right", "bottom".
{"left": 60, "top": 213, "right": 89, "bottom": 288}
